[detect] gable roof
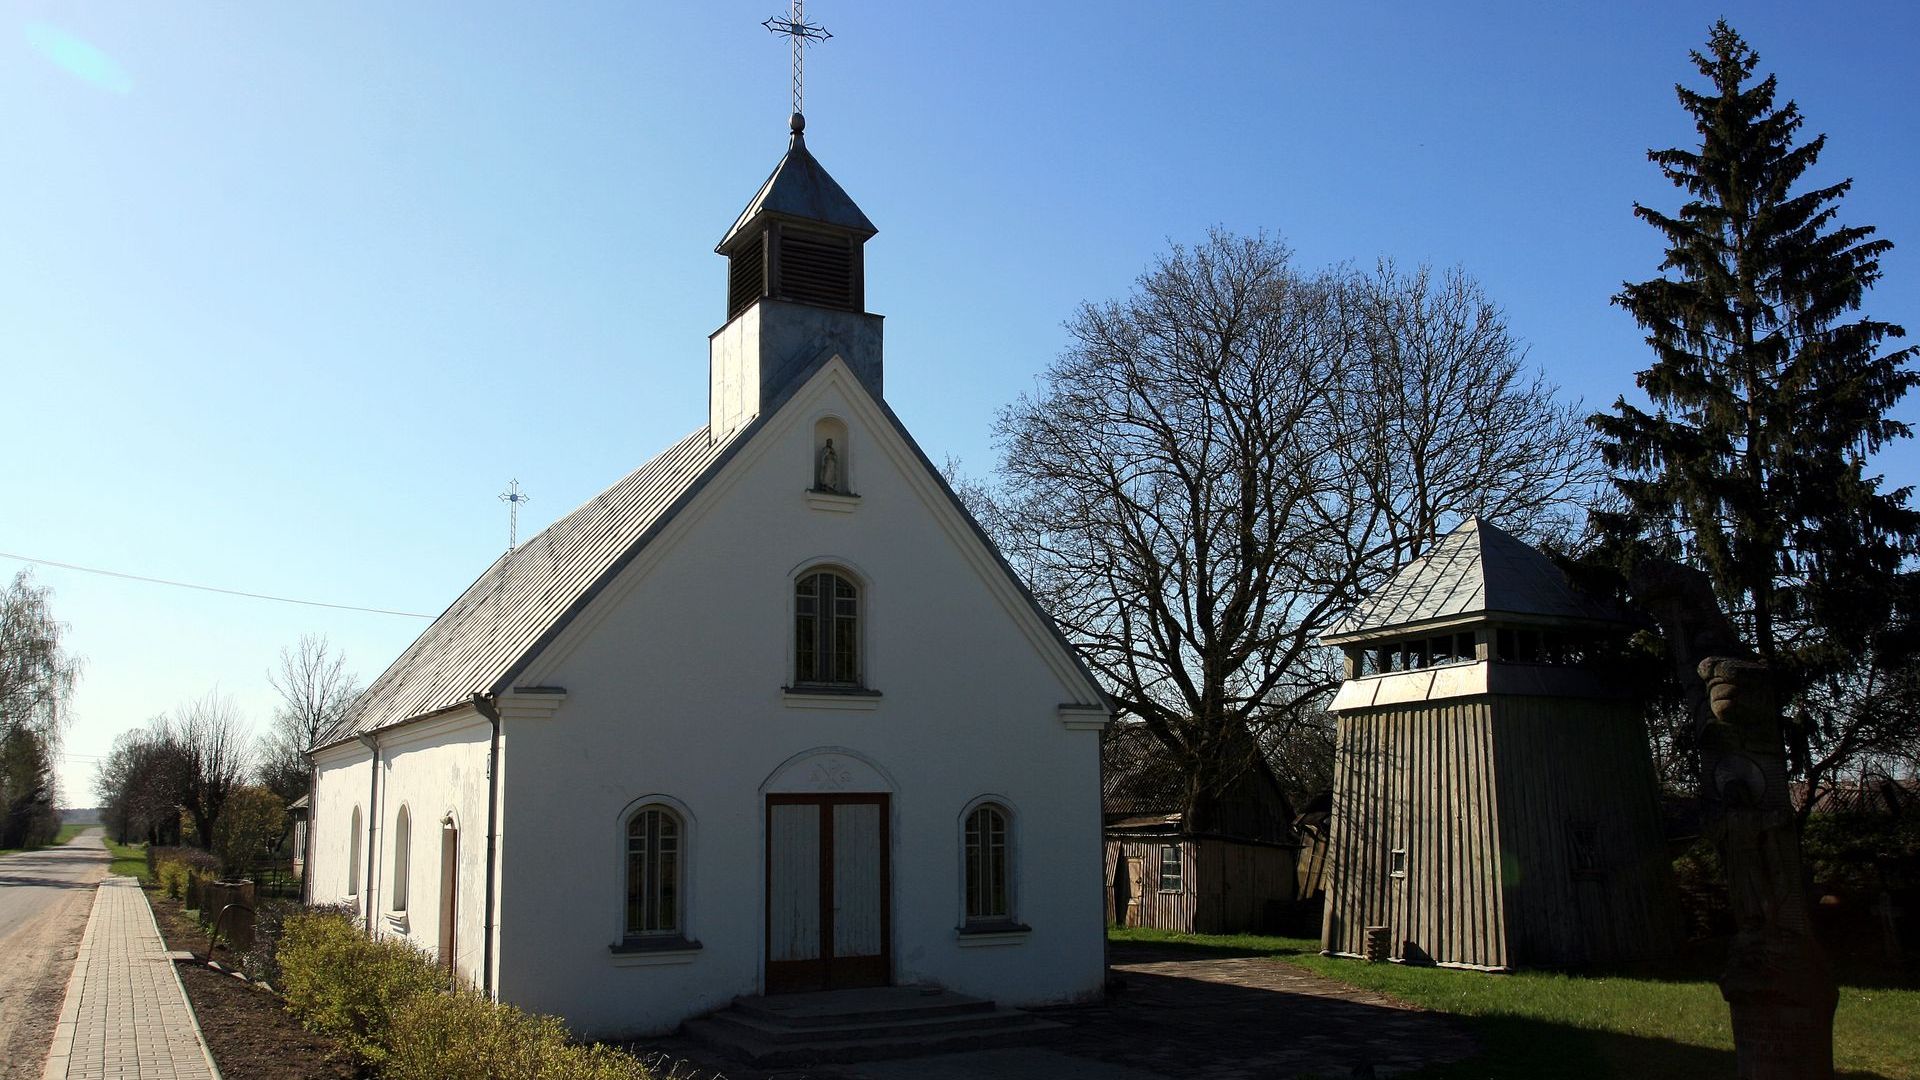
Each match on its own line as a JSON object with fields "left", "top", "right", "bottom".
{"left": 319, "top": 353, "right": 1106, "bottom": 749}
{"left": 318, "top": 427, "right": 732, "bottom": 745}
{"left": 1324, "top": 518, "right": 1631, "bottom": 643}
{"left": 717, "top": 128, "right": 877, "bottom": 251}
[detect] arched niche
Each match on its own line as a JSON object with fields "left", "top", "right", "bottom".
{"left": 761, "top": 746, "right": 895, "bottom": 794}
{"left": 812, "top": 416, "right": 851, "bottom": 494}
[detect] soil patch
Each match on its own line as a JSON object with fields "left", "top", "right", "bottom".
{"left": 146, "top": 891, "right": 363, "bottom": 1080}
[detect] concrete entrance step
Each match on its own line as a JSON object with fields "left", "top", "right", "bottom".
{"left": 685, "top": 986, "right": 1061, "bottom": 1066}
{"left": 733, "top": 985, "right": 997, "bottom": 1027}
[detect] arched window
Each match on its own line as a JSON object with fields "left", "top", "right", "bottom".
{"left": 625, "top": 805, "right": 682, "bottom": 937}
{"left": 964, "top": 802, "right": 1011, "bottom": 924}
{"left": 347, "top": 806, "right": 362, "bottom": 897}
{"left": 391, "top": 805, "right": 411, "bottom": 913}
{"left": 795, "top": 569, "right": 859, "bottom": 686}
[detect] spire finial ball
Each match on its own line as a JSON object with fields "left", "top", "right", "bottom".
{"left": 791, "top": 112, "right": 806, "bottom": 135}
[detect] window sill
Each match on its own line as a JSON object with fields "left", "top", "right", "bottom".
{"left": 805, "top": 489, "right": 861, "bottom": 513}
{"left": 608, "top": 936, "right": 702, "bottom": 966}
{"left": 782, "top": 687, "right": 883, "bottom": 710}
{"left": 383, "top": 911, "right": 409, "bottom": 933}
{"left": 957, "top": 922, "right": 1031, "bottom": 947}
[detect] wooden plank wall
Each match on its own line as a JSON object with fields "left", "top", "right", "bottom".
{"left": 1323, "top": 695, "right": 1677, "bottom": 969}
{"left": 1193, "top": 840, "right": 1297, "bottom": 933}
{"left": 1322, "top": 701, "right": 1510, "bottom": 969}
{"left": 1104, "top": 838, "right": 1197, "bottom": 931}
{"left": 1490, "top": 697, "right": 1676, "bottom": 965}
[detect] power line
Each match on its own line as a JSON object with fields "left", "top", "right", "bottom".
{"left": 0, "top": 551, "right": 435, "bottom": 619}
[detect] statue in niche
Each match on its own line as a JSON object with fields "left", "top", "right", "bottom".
{"left": 817, "top": 438, "right": 842, "bottom": 493}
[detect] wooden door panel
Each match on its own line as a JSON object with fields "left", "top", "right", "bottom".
{"left": 768, "top": 804, "right": 822, "bottom": 962}
{"left": 438, "top": 826, "right": 457, "bottom": 973}
{"left": 766, "top": 794, "right": 890, "bottom": 993}
{"left": 832, "top": 802, "right": 882, "bottom": 958}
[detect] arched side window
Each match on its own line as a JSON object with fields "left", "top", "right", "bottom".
{"left": 347, "top": 806, "right": 362, "bottom": 897}
{"left": 391, "top": 805, "right": 411, "bottom": 913}
{"left": 625, "top": 805, "right": 682, "bottom": 938}
{"left": 964, "top": 802, "right": 1012, "bottom": 925}
{"left": 794, "top": 569, "right": 860, "bottom": 686}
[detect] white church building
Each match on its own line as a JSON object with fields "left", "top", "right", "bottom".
{"left": 304, "top": 113, "right": 1113, "bottom": 1038}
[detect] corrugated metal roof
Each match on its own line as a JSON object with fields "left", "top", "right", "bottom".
{"left": 319, "top": 426, "right": 728, "bottom": 744}
{"left": 1325, "top": 518, "right": 1630, "bottom": 641}
{"left": 717, "top": 128, "right": 877, "bottom": 251}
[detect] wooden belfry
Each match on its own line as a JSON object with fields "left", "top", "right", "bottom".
{"left": 1321, "top": 519, "right": 1675, "bottom": 969}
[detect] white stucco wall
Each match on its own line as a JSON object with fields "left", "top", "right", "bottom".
{"left": 309, "top": 741, "right": 372, "bottom": 913}
{"left": 308, "top": 711, "right": 495, "bottom": 987}
{"left": 496, "top": 361, "right": 1107, "bottom": 1038}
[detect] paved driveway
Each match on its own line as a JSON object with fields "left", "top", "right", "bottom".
{"left": 1026, "top": 945, "right": 1479, "bottom": 1078}
{"left": 654, "top": 942, "right": 1479, "bottom": 1080}
{"left": 0, "top": 830, "right": 109, "bottom": 1079}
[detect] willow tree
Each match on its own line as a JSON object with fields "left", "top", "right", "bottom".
{"left": 1592, "top": 21, "right": 1919, "bottom": 798}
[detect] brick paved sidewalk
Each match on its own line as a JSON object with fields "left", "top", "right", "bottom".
{"left": 41, "top": 876, "right": 219, "bottom": 1080}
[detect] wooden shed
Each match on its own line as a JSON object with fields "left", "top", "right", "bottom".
{"left": 1102, "top": 726, "right": 1301, "bottom": 934}
{"left": 1320, "top": 519, "right": 1676, "bottom": 969}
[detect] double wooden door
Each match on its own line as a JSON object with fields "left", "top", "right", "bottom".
{"left": 765, "top": 793, "right": 890, "bottom": 993}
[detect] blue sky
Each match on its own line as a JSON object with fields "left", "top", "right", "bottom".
{"left": 6, "top": 2, "right": 1918, "bottom": 805}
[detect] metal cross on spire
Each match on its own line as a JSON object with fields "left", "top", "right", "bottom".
{"left": 763, "top": 0, "right": 831, "bottom": 119}
{"left": 499, "top": 479, "right": 531, "bottom": 552}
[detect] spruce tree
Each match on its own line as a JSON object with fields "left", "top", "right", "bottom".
{"left": 1594, "top": 21, "right": 1920, "bottom": 684}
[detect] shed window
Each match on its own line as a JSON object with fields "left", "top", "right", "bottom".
{"left": 1158, "top": 844, "right": 1183, "bottom": 892}
{"left": 1568, "top": 821, "right": 1601, "bottom": 877}
{"left": 391, "top": 805, "right": 411, "bottom": 912}
{"left": 625, "top": 806, "right": 682, "bottom": 937}
{"left": 963, "top": 803, "right": 1010, "bottom": 923}
{"left": 795, "top": 570, "right": 860, "bottom": 686}
{"left": 1390, "top": 848, "right": 1407, "bottom": 879}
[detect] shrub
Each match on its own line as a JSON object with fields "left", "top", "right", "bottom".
{"left": 157, "top": 860, "right": 191, "bottom": 900}
{"left": 277, "top": 909, "right": 450, "bottom": 1064}
{"left": 386, "top": 989, "right": 655, "bottom": 1080}
{"left": 149, "top": 845, "right": 217, "bottom": 880}
{"left": 211, "top": 785, "right": 286, "bottom": 876}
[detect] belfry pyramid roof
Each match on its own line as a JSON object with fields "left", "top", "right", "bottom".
{"left": 1323, "top": 518, "right": 1631, "bottom": 643}
{"left": 717, "top": 116, "right": 876, "bottom": 251}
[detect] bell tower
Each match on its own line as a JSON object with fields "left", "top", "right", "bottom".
{"left": 709, "top": 113, "right": 883, "bottom": 441}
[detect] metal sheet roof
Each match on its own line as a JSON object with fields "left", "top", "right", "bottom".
{"left": 1325, "top": 518, "right": 1630, "bottom": 641}
{"left": 717, "top": 128, "right": 877, "bottom": 251}
{"left": 319, "top": 426, "right": 728, "bottom": 744}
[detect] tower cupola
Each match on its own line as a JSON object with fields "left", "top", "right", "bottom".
{"left": 709, "top": 114, "right": 883, "bottom": 441}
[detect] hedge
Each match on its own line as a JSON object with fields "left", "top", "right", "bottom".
{"left": 277, "top": 910, "right": 451, "bottom": 1064}
{"left": 387, "top": 989, "right": 656, "bottom": 1080}
{"left": 275, "top": 909, "right": 655, "bottom": 1078}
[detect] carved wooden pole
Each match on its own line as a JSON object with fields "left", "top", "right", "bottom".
{"left": 1629, "top": 563, "right": 1837, "bottom": 1079}
{"left": 1697, "top": 658, "right": 1837, "bottom": 1080}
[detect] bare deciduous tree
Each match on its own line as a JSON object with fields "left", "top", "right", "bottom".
{"left": 95, "top": 720, "right": 185, "bottom": 845}
{"left": 984, "top": 231, "right": 1595, "bottom": 826}
{"left": 170, "top": 691, "right": 253, "bottom": 849}
{"left": 258, "top": 634, "right": 360, "bottom": 802}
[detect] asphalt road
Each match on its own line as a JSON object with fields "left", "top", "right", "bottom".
{"left": 0, "top": 829, "right": 108, "bottom": 1078}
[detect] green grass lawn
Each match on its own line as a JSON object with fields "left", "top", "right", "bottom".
{"left": 105, "top": 838, "right": 149, "bottom": 881}
{"left": 1110, "top": 927, "right": 1920, "bottom": 1079}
